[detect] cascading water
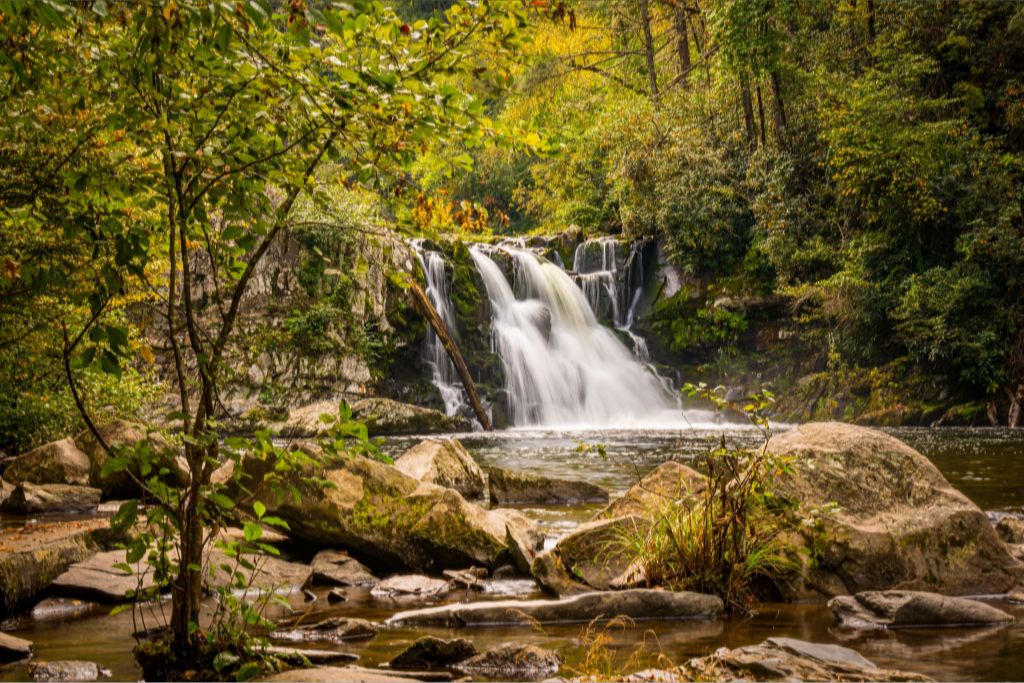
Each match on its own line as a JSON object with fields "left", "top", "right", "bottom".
{"left": 410, "top": 241, "right": 469, "bottom": 418}
{"left": 470, "top": 244, "right": 683, "bottom": 428}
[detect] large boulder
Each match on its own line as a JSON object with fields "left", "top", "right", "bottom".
{"left": 486, "top": 467, "right": 608, "bottom": 505}
{"left": 1, "top": 483, "right": 101, "bottom": 515}
{"left": 597, "top": 461, "right": 705, "bottom": 520}
{"left": 351, "top": 398, "right": 470, "bottom": 436}
{"left": 3, "top": 439, "right": 91, "bottom": 487}
{"left": 768, "top": 422, "right": 1022, "bottom": 597}
{"left": 50, "top": 549, "right": 158, "bottom": 603}
{"left": 547, "top": 516, "right": 650, "bottom": 590}
{"left": 385, "top": 589, "right": 723, "bottom": 627}
{"left": 530, "top": 549, "right": 592, "bottom": 597}
{"left": 244, "top": 443, "right": 525, "bottom": 572}
{"left": 395, "top": 439, "right": 485, "bottom": 499}
{"left": 309, "top": 550, "right": 378, "bottom": 587}
{"left": 455, "top": 644, "right": 561, "bottom": 680}
{"left": 829, "top": 591, "right": 1014, "bottom": 629}
{"left": 74, "top": 421, "right": 185, "bottom": 498}
{"left": 389, "top": 636, "right": 477, "bottom": 670}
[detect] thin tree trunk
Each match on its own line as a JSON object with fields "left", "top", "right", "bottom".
{"left": 409, "top": 281, "right": 493, "bottom": 431}
{"left": 674, "top": 4, "right": 691, "bottom": 90}
{"left": 171, "top": 474, "right": 204, "bottom": 650}
{"left": 740, "top": 72, "right": 756, "bottom": 147}
{"left": 638, "top": 0, "right": 659, "bottom": 103}
{"left": 770, "top": 70, "right": 787, "bottom": 143}
{"left": 1005, "top": 383, "right": 1023, "bottom": 428}
{"left": 986, "top": 401, "right": 999, "bottom": 426}
{"left": 755, "top": 81, "right": 767, "bottom": 147}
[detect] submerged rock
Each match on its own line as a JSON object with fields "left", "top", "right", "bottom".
{"left": 309, "top": 550, "right": 378, "bottom": 587}
{"left": 485, "top": 467, "right": 609, "bottom": 505}
{"left": 29, "top": 660, "right": 112, "bottom": 682}
{"left": 3, "top": 439, "right": 91, "bottom": 487}
{"left": 271, "top": 616, "right": 377, "bottom": 642}
{"left": 455, "top": 644, "right": 561, "bottom": 680}
{"left": 0, "top": 631, "right": 32, "bottom": 664}
{"left": 265, "top": 647, "right": 359, "bottom": 666}
{"left": 385, "top": 588, "right": 723, "bottom": 627}
{"left": 396, "top": 439, "right": 485, "bottom": 499}
{"left": 769, "top": 422, "right": 1022, "bottom": 598}
{"left": 680, "top": 637, "right": 931, "bottom": 682}
{"left": 597, "top": 461, "right": 705, "bottom": 520}
{"left": 351, "top": 397, "right": 470, "bottom": 436}
{"left": 1, "top": 483, "right": 101, "bottom": 515}
{"left": 829, "top": 591, "right": 1015, "bottom": 629}
{"left": 389, "top": 636, "right": 477, "bottom": 670}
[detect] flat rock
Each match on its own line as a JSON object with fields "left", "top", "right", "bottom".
{"left": 50, "top": 549, "right": 156, "bottom": 603}
{"left": 386, "top": 588, "right": 723, "bottom": 627}
{"left": 0, "top": 631, "right": 33, "bottom": 663}
{"left": 310, "top": 550, "right": 378, "bottom": 587}
{"left": 1, "top": 483, "right": 101, "bottom": 515}
{"left": 262, "top": 667, "right": 450, "bottom": 682}
{"left": 389, "top": 636, "right": 477, "bottom": 670}
{"left": 272, "top": 617, "right": 377, "bottom": 642}
{"left": 597, "top": 461, "right": 705, "bottom": 520}
{"left": 202, "top": 549, "right": 313, "bottom": 594}
{"left": 443, "top": 568, "right": 484, "bottom": 590}
{"left": 396, "top": 439, "right": 485, "bottom": 499}
{"left": 455, "top": 644, "right": 561, "bottom": 680}
{"left": 829, "top": 591, "right": 1015, "bottom": 629}
{"left": 3, "top": 439, "right": 91, "bottom": 487}
{"left": 372, "top": 574, "right": 450, "bottom": 598}
{"left": 29, "top": 660, "right": 111, "bottom": 682}
{"left": 486, "top": 467, "right": 608, "bottom": 505}
{"left": 265, "top": 647, "right": 359, "bottom": 665}
{"left": 680, "top": 637, "right": 931, "bottom": 682}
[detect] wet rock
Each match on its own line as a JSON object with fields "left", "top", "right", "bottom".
{"left": 386, "top": 588, "right": 723, "bottom": 627}
{"left": 996, "top": 516, "right": 1024, "bottom": 544}
{"left": 309, "top": 549, "right": 378, "bottom": 587}
{"left": 0, "top": 631, "right": 32, "bottom": 663}
{"left": 552, "top": 516, "right": 650, "bottom": 590}
{"left": 3, "top": 439, "right": 91, "bottom": 487}
{"left": 443, "top": 568, "right": 484, "bottom": 590}
{"left": 530, "top": 549, "right": 592, "bottom": 597}
{"left": 1, "top": 483, "right": 101, "bottom": 515}
{"left": 390, "top": 636, "right": 477, "bottom": 670}
{"left": 493, "top": 508, "right": 544, "bottom": 574}
{"left": 326, "top": 588, "right": 347, "bottom": 604}
{"left": 491, "top": 564, "right": 519, "bottom": 579}
{"left": 272, "top": 616, "right": 377, "bottom": 642}
{"left": 396, "top": 439, "right": 485, "bottom": 499}
{"left": 829, "top": 591, "right": 1015, "bottom": 629}
{"left": 351, "top": 397, "right": 470, "bottom": 436}
{"left": 264, "top": 647, "right": 359, "bottom": 665}
{"left": 768, "top": 422, "right": 1023, "bottom": 598}
{"left": 246, "top": 442, "right": 520, "bottom": 572}
{"left": 30, "top": 597, "right": 96, "bottom": 621}
{"left": 1008, "top": 590, "right": 1024, "bottom": 604}
{"left": 29, "top": 660, "right": 112, "bottom": 682}
{"left": 486, "top": 467, "right": 608, "bottom": 505}
{"left": 74, "top": 421, "right": 186, "bottom": 497}
{"left": 372, "top": 574, "right": 450, "bottom": 598}
{"left": 679, "top": 637, "right": 931, "bottom": 682}
{"left": 597, "top": 461, "right": 705, "bottom": 520}
{"left": 50, "top": 549, "right": 157, "bottom": 603}
{"left": 455, "top": 644, "right": 561, "bottom": 680}
{"left": 264, "top": 666, "right": 451, "bottom": 682}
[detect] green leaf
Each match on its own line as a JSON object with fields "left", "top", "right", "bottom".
{"left": 253, "top": 501, "right": 266, "bottom": 519}
{"left": 213, "top": 652, "right": 240, "bottom": 673}
{"left": 243, "top": 521, "right": 262, "bottom": 542}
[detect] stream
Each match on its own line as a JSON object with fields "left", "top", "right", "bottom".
{"left": 2, "top": 425, "right": 1023, "bottom": 682}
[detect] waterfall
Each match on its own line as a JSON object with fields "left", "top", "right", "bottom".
{"left": 410, "top": 241, "right": 469, "bottom": 418}
{"left": 470, "top": 245, "right": 682, "bottom": 428}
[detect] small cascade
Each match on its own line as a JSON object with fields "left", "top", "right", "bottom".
{"left": 470, "top": 244, "right": 681, "bottom": 428}
{"left": 410, "top": 241, "right": 469, "bottom": 417}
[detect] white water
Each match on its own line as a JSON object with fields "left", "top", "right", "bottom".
{"left": 470, "top": 245, "right": 693, "bottom": 428}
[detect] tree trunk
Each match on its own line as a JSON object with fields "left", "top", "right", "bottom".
{"left": 409, "top": 281, "right": 493, "bottom": 430}
{"left": 755, "top": 81, "right": 767, "bottom": 148}
{"left": 674, "top": 4, "right": 691, "bottom": 89}
{"left": 986, "top": 401, "right": 999, "bottom": 426}
{"left": 740, "top": 72, "right": 756, "bottom": 147}
{"left": 1005, "top": 383, "right": 1023, "bottom": 428}
{"left": 770, "top": 70, "right": 787, "bottom": 143}
{"left": 171, "top": 472, "right": 205, "bottom": 650}
{"left": 638, "top": 0, "right": 659, "bottom": 103}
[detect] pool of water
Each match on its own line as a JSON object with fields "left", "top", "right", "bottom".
{"left": 2, "top": 425, "right": 1023, "bottom": 681}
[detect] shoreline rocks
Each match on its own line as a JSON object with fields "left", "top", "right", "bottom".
{"left": 829, "top": 591, "right": 1015, "bottom": 629}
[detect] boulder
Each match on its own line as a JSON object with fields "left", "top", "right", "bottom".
{"left": 3, "top": 439, "right": 91, "bottom": 487}
{"left": 50, "top": 549, "right": 157, "bottom": 603}
{"left": 455, "top": 644, "right": 561, "bottom": 680}
{"left": 245, "top": 443, "right": 522, "bottom": 572}
{"left": 1, "top": 483, "right": 101, "bottom": 515}
{"left": 371, "top": 574, "right": 450, "bottom": 598}
{"left": 597, "top": 461, "right": 705, "bottom": 520}
{"left": 389, "top": 636, "right": 477, "bottom": 670}
{"left": 680, "top": 637, "right": 931, "bottom": 682}
{"left": 486, "top": 467, "right": 608, "bottom": 505}
{"left": 492, "top": 507, "right": 544, "bottom": 574}
{"left": 551, "top": 516, "right": 650, "bottom": 590}
{"left": 351, "top": 397, "right": 470, "bottom": 436}
{"left": 29, "top": 661, "right": 111, "bottom": 682}
{"left": 396, "top": 439, "right": 485, "bottom": 499}
{"left": 768, "top": 422, "right": 1022, "bottom": 597}
{"left": 271, "top": 616, "right": 377, "bottom": 642}
{"left": 309, "top": 550, "right": 378, "bottom": 587}
{"left": 829, "top": 591, "right": 1015, "bottom": 629}
{"left": 0, "top": 631, "right": 32, "bottom": 664}
{"left": 386, "top": 588, "right": 723, "bottom": 627}
{"left": 996, "top": 516, "right": 1024, "bottom": 544}
{"left": 530, "top": 549, "right": 592, "bottom": 597}
{"left": 74, "top": 421, "right": 185, "bottom": 497}
{"left": 205, "top": 551, "right": 312, "bottom": 594}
